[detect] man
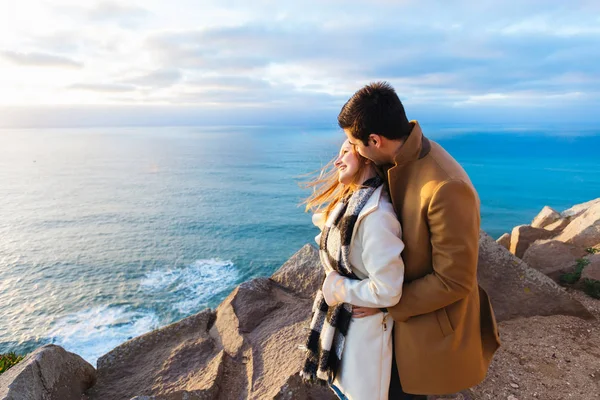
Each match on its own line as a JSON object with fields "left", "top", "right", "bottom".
{"left": 339, "top": 82, "right": 500, "bottom": 399}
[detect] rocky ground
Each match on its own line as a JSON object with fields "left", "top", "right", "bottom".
{"left": 467, "top": 290, "right": 600, "bottom": 400}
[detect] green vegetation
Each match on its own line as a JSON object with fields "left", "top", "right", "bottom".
{"left": 0, "top": 352, "right": 24, "bottom": 375}
{"left": 585, "top": 247, "right": 600, "bottom": 255}
{"left": 559, "top": 258, "right": 590, "bottom": 284}
{"left": 583, "top": 279, "right": 600, "bottom": 299}
{"left": 559, "top": 257, "right": 600, "bottom": 299}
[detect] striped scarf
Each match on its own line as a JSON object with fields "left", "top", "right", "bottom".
{"left": 300, "top": 175, "right": 383, "bottom": 384}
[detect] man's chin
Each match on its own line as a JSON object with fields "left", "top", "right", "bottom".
{"left": 362, "top": 154, "right": 383, "bottom": 166}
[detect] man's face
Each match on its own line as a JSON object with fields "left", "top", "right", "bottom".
{"left": 343, "top": 129, "right": 387, "bottom": 166}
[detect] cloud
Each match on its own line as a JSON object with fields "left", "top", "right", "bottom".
{"left": 141, "top": 19, "right": 600, "bottom": 107}
{"left": 87, "top": 1, "right": 149, "bottom": 21}
{"left": 122, "top": 69, "right": 182, "bottom": 88}
{"left": 69, "top": 83, "right": 136, "bottom": 93}
{"left": 1, "top": 0, "right": 600, "bottom": 125}
{"left": 0, "top": 51, "right": 83, "bottom": 68}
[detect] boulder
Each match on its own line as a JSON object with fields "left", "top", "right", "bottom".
{"left": 561, "top": 198, "right": 600, "bottom": 218}
{"left": 509, "top": 225, "right": 556, "bottom": 259}
{"left": 581, "top": 253, "right": 600, "bottom": 282}
{"left": 477, "top": 232, "right": 593, "bottom": 322}
{"left": 0, "top": 344, "right": 96, "bottom": 400}
{"left": 531, "top": 206, "right": 561, "bottom": 228}
{"left": 555, "top": 202, "right": 600, "bottom": 248}
{"left": 88, "top": 309, "right": 222, "bottom": 400}
{"left": 270, "top": 244, "right": 323, "bottom": 298}
{"left": 496, "top": 233, "right": 511, "bottom": 250}
{"left": 521, "top": 240, "right": 587, "bottom": 281}
{"left": 542, "top": 218, "right": 570, "bottom": 234}
{"left": 87, "top": 246, "right": 335, "bottom": 400}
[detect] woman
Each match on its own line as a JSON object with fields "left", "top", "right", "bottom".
{"left": 300, "top": 140, "right": 405, "bottom": 400}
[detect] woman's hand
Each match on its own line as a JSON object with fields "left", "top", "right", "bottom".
{"left": 352, "top": 306, "right": 381, "bottom": 318}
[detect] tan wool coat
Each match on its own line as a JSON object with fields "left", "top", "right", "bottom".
{"left": 385, "top": 121, "right": 501, "bottom": 395}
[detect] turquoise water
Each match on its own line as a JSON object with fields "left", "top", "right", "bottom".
{"left": 1, "top": 124, "right": 599, "bottom": 364}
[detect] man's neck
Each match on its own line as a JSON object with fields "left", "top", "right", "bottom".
{"left": 387, "top": 122, "right": 414, "bottom": 164}
{"left": 383, "top": 138, "right": 405, "bottom": 165}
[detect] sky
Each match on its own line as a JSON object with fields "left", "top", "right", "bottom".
{"left": 1, "top": 0, "right": 599, "bottom": 127}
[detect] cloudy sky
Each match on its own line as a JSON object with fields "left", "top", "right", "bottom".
{"left": 1, "top": 0, "right": 599, "bottom": 127}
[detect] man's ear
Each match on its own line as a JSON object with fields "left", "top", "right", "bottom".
{"left": 369, "top": 134, "right": 382, "bottom": 148}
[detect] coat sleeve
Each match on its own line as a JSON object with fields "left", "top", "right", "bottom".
{"left": 387, "top": 179, "right": 480, "bottom": 322}
{"left": 321, "top": 206, "right": 405, "bottom": 308}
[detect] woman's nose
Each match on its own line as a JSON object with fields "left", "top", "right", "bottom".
{"left": 334, "top": 156, "right": 342, "bottom": 167}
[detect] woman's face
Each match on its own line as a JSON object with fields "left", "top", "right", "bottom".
{"left": 334, "top": 140, "right": 364, "bottom": 185}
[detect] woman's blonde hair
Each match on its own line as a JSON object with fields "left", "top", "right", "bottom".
{"left": 301, "top": 144, "right": 373, "bottom": 218}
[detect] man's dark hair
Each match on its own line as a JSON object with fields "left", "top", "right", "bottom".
{"left": 338, "top": 81, "right": 411, "bottom": 145}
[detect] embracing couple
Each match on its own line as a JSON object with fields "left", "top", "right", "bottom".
{"left": 300, "top": 82, "right": 501, "bottom": 399}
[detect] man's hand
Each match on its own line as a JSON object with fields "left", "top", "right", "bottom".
{"left": 352, "top": 306, "right": 381, "bottom": 318}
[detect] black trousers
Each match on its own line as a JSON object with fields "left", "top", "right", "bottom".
{"left": 389, "top": 328, "right": 427, "bottom": 400}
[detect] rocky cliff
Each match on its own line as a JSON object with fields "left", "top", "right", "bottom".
{"left": 2, "top": 199, "right": 599, "bottom": 400}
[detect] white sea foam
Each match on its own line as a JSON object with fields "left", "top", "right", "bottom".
{"left": 46, "top": 305, "right": 160, "bottom": 366}
{"left": 141, "top": 258, "right": 239, "bottom": 315}
{"left": 139, "top": 268, "right": 181, "bottom": 290}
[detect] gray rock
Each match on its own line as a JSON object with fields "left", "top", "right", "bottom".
{"left": 496, "top": 233, "right": 511, "bottom": 250}
{"left": 274, "top": 374, "right": 336, "bottom": 400}
{"left": 0, "top": 344, "right": 96, "bottom": 400}
{"left": 88, "top": 309, "right": 220, "bottom": 400}
{"left": 543, "top": 218, "right": 571, "bottom": 234}
{"left": 581, "top": 253, "right": 600, "bottom": 282}
{"left": 561, "top": 198, "right": 600, "bottom": 218}
{"left": 270, "top": 244, "right": 323, "bottom": 298}
{"left": 555, "top": 202, "right": 600, "bottom": 248}
{"left": 129, "top": 389, "right": 217, "bottom": 400}
{"left": 531, "top": 206, "right": 561, "bottom": 229}
{"left": 509, "top": 225, "right": 556, "bottom": 259}
{"left": 477, "top": 232, "right": 593, "bottom": 322}
{"left": 522, "top": 239, "right": 587, "bottom": 281}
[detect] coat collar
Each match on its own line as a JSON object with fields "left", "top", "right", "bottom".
{"left": 393, "top": 120, "right": 426, "bottom": 167}
{"left": 357, "top": 185, "right": 384, "bottom": 221}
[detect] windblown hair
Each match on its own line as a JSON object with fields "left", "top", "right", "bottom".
{"left": 338, "top": 81, "right": 411, "bottom": 145}
{"left": 301, "top": 145, "right": 372, "bottom": 219}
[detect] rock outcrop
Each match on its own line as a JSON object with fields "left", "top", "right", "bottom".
{"left": 10, "top": 199, "right": 600, "bottom": 400}
{"left": 561, "top": 198, "right": 600, "bottom": 218}
{"left": 477, "top": 232, "right": 593, "bottom": 321}
{"left": 84, "top": 234, "right": 595, "bottom": 400}
{"left": 0, "top": 344, "right": 96, "bottom": 400}
{"left": 522, "top": 239, "right": 587, "bottom": 281}
{"left": 86, "top": 245, "right": 335, "bottom": 400}
{"left": 496, "top": 233, "right": 511, "bottom": 250}
{"left": 581, "top": 253, "right": 600, "bottom": 282}
{"left": 555, "top": 202, "right": 600, "bottom": 248}
{"left": 509, "top": 225, "right": 555, "bottom": 258}
{"left": 270, "top": 244, "right": 326, "bottom": 298}
{"left": 531, "top": 206, "right": 561, "bottom": 229}
{"left": 542, "top": 217, "right": 570, "bottom": 234}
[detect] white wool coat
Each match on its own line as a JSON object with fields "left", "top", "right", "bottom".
{"left": 313, "top": 185, "right": 405, "bottom": 400}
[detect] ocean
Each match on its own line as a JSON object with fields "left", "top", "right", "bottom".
{"left": 1, "top": 123, "right": 599, "bottom": 365}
